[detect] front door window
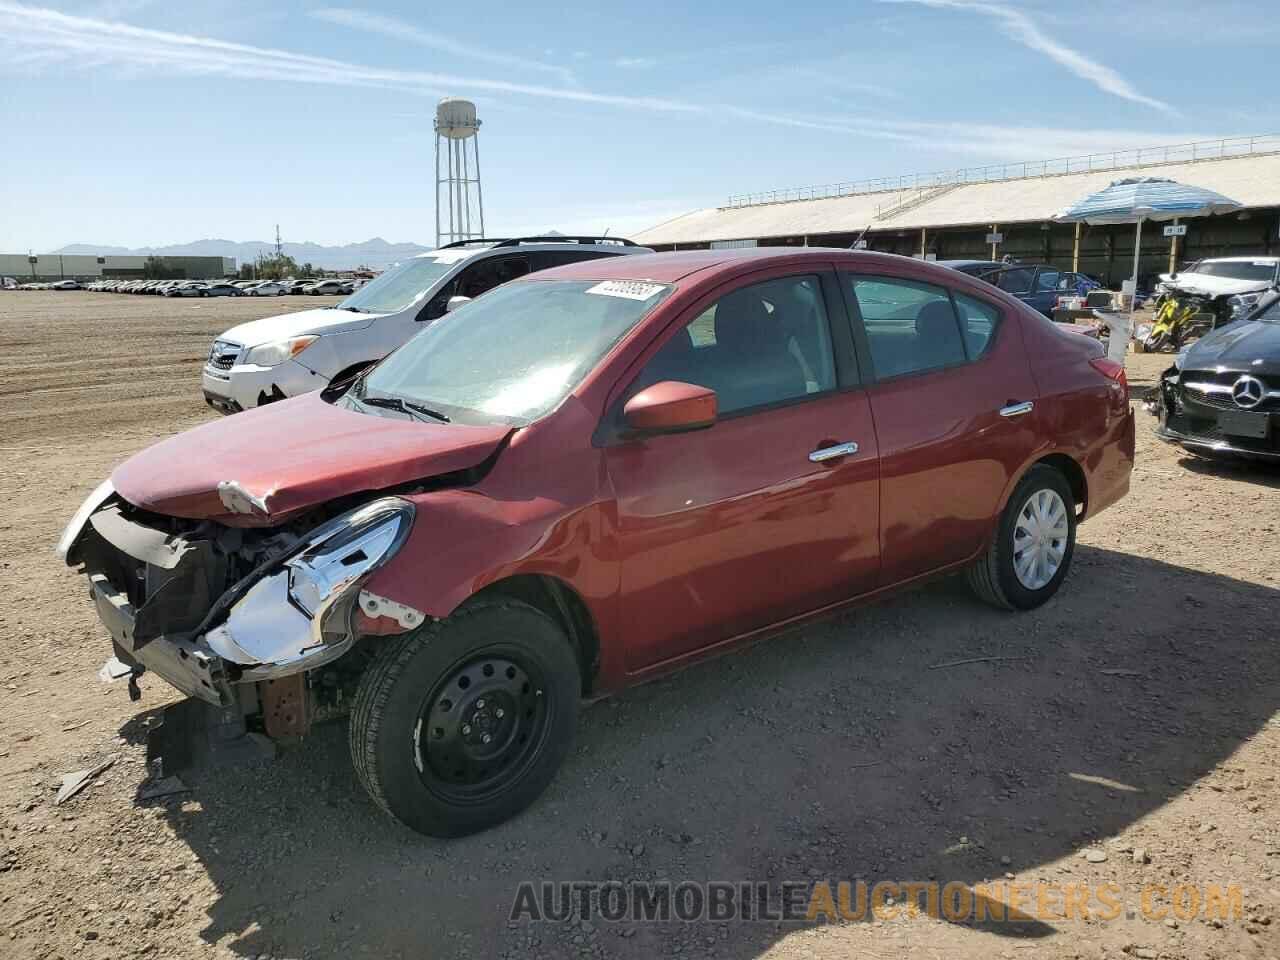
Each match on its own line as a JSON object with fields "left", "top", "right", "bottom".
{"left": 633, "top": 274, "right": 836, "bottom": 413}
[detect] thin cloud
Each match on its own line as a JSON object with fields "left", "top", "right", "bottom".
{"left": 725, "top": 108, "right": 1213, "bottom": 163}
{"left": 614, "top": 56, "right": 658, "bottom": 69}
{"left": 0, "top": 0, "right": 1204, "bottom": 168}
{"left": 0, "top": 1, "right": 695, "bottom": 112}
{"left": 866, "top": 119, "right": 1217, "bottom": 159}
{"left": 311, "top": 8, "right": 577, "bottom": 86}
{"left": 880, "top": 0, "right": 1176, "bottom": 115}
{"left": 748, "top": 63, "right": 903, "bottom": 102}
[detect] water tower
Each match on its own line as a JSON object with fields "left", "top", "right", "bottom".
{"left": 434, "top": 98, "right": 485, "bottom": 247}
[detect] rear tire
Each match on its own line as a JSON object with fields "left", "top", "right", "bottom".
{"left": 967, "top": 464, "right": 1077, "bottom": 611}
{"left": 350, "top": 600, "right": 579, "bottom": 837}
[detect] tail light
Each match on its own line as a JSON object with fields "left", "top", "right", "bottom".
{"left": 1089, "top": 356, "right": 1128, "bottom": 401}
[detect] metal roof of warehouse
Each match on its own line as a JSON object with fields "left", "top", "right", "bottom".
{"left": 634, "top": 151, "right": 1280, "bottom": 245}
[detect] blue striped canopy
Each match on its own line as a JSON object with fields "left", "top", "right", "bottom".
{"left": 1055, "top": 177, "right": 1242, "bottom": 225}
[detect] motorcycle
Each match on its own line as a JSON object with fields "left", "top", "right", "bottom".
{"left": 1138, "top": 292, "right": 1218, "bottom": 351}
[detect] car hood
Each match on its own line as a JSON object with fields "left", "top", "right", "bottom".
{"left": 1183, "top": 318, "right": 1280, "bottom": 375}
{"left": 111, "top": 392, "right": 510, "bottom": 526}
{"left": 1159, "top": 274, "right": 1273, "bottom": 298}
{"left": 217, "top": 307, "right": 386, "bottom": 346}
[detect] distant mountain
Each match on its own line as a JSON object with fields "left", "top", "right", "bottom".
{"left": 50, "top": 237, "right": 433, "bottom": 271}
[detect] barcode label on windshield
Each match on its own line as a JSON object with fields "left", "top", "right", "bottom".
{"left": 585, "top": 281, "right": 665, "bottom": 301}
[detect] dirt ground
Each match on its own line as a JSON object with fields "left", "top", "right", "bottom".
{"left": 1, "top": 291, "right": 1278, "bottom": 960}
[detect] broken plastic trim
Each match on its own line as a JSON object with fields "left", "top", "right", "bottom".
{"left": 203, "top": 498, "right": 415, "bottom": 679}
{"left": 57, "top": 478, "right": 116, "bottom": 560}
{"left": 217, "top": 479, "right": 272, "bottom": 517}
{"left": 358, "top": 589, "right": 426, "bottom": 629}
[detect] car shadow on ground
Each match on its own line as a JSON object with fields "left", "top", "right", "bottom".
{"left": 1177, "top": 454, "right": 1280, "bottom": 488}
{"left": 145, "top": 545, "right": 1279, "bottom": 959}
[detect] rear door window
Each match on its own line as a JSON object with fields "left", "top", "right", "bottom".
{"left": 1034, "top": 269, "right": 1060, "bottom": 292}
{"left": 995, "top": 268, "right": 1035, "bottom": 294}
{"left": 952, "top": 293, "right": 1001, "bottom": 360}
{"left": 455, "top": 255, "right": 531, "bottom": 298}
{"left": 527, "top": 251, "right": 619, "bottom": 271}
{"left": 847, "top": 277, "right": 967, "bottom": 378}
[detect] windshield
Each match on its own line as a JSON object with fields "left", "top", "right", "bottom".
{"left": 1186, "top": 261, "right": 1278, "bottom": 282}
{"left": 336, "top": 256, "right": 455, "bottom": 313}
{"left": 353, "top": 279, "right": 672, "bottom": 425}
{"left": 1254, "top": 294, "right": 1280, "bottom": 322}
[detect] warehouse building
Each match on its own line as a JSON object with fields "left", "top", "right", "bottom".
{"left": 634, "top": 136, "right": 1280, "bottom": 286}
{"left": 0, "top": 253, "right": 236, "bottom": 282}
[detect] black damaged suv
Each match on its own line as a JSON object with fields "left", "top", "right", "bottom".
{"left": 1150, "top": 290, "right": 1280, "bottom": 461}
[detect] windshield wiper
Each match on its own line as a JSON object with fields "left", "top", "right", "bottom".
{"left": 360, "top": 395, "right": 451, "bottom": 423}
{"left": 338, "top": 305, "right": 365, "bottom": 312}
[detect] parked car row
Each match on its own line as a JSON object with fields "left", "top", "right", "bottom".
{"left": 14, "top": 279, "right": 84, "bottom": 290}
{"left": 939, "top": 260, "right": 1102, "bottom": 316}
{"left": 62, "top": 240, "right": 1135, "bottom": 839}
{"left": 79, "top": 277, "right": 369, "bottom": 296}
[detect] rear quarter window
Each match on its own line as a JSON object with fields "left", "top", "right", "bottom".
{"left": 952, "top": 292, "right": 1002, "bottom": 359}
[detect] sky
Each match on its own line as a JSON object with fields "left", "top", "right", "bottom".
{"left": 0, "top": 0, "right": 1274, "bottom": 251}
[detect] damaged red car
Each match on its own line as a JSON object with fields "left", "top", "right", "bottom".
{"left": 59, "top": 249, "right": 1134, "bottom": 836}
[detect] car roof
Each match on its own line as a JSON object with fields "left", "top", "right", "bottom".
{"left": 406, "top": 239, "right": 648, "bottom": 264}
{"left": 1197, "top": 256, "right": 1280, "bottom": 263}
{"left": 529, "top": 247, "right": 1003, "bottom": 285}
{"left": 936, "top": 259, "right": 1001, "bottom": 269}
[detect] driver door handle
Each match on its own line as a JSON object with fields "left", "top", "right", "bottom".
{"left": 999, "top": 401, "right": 1034, "bottom": 418}
{"left": 809, "top": 441, "right": 859, "bottom": 462}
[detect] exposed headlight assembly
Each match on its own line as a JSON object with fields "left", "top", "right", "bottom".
{"left": 206, "top": 498, "right": 415, "bottom": 678}
{"left": 1228, "top": 293, "right": 1262, "bottom": 319}
{"left": 243, "top": 335, "right": 318, "bottom": 367}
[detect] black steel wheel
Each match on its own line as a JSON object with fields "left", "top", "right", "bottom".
{"left": 416, "top": 653, "right": 550, "bottom": 803}
{"left": 350, "top": 599, "right": 579, "bottom": 837}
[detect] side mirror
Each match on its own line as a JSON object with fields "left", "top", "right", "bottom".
{"left": 446, "top": 295, "right": 472, "bottom": 313}
{"left": 623, "top": 381, "right": 717, "bottom": 434}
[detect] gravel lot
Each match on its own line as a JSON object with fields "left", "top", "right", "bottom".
{"left": 1, "top": 291, "right": 1278, "bottom": 960}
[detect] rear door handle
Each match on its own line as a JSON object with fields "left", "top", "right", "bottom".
{"left": 809, "top": 441, "right": 859, "bottom": 462}
{"left": 999, "top": 401, "right": 1034, "bottom": 418}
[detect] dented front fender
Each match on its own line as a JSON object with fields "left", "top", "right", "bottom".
{"left": 360, "top": 488, "right": 619, "bottom": 639}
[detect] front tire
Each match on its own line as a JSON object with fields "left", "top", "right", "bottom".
{"left": 967, "top": 464, "right": 1077, "bottom": 610}
{"left": 350, "top": 600, "right": 580, "bottom": 837}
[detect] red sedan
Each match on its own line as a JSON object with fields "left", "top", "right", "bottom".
{"left": 60, "top": 249, "right": 1134, "bottom": 836}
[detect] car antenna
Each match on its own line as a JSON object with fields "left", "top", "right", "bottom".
{"left": 850, "top": 223, "right": 871, "bottom": 250}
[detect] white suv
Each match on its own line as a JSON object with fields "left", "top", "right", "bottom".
{"left": 201, "top": 236, "right": 650, "bottom": 413}
{"left": 1158, "top": 256, "right": 1280, "bottom": 320}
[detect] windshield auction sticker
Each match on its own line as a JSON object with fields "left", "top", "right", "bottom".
{"left": 585, "top": 280, "right": 666, "bottom": 301}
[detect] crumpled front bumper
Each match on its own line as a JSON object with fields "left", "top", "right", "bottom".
{"left": 65, "top": 493, "right": 421, "bottom": 706}
{"left": 90, "top": 572, "right": 234, "bottom": 706}
{"left": 1153, "top": 421, "right": 1280, "bottom": 461}
{"left": 1147, "top": 368, "right": 1280, "bottom": 461}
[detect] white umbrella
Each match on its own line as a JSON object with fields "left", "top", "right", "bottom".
{"left": 1055, "top": 178, "right": 1242, "bottom": 360}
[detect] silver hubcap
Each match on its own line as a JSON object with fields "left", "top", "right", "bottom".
{"left": 1012, "top": 488, "right": 1068, "bottom": 590}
